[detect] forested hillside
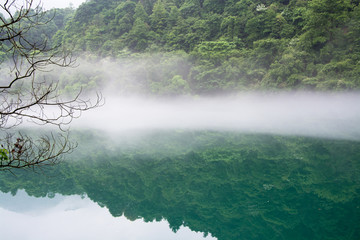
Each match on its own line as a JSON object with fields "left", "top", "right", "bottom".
{"left": 5, "top": 0, "right": 360, "bottom": 94}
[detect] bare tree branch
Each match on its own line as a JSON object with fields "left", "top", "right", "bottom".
{"left": 0, "top": 132, "right": 76, "bottom": 171}
{"left": 0, "top": 0, "right": 103, "bottom": 170}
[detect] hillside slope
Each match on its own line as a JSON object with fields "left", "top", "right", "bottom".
{"left": 55, "top": 0, "right": 360, "bottom": 94}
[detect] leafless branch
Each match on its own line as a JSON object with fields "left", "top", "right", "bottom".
{"left": 0, "top": 0, "right": 103, "bottom": 130}
{"left": 0, "top": 1, "right": 103, "bottom": 170}
{"left": 0, "top": 132, "right": 76, "bottom": 171}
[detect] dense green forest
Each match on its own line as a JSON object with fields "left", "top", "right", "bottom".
{"left": 59, "top": 0, "right": 360, "bottom": 94}
{"left": 2, "top": 0, "right": 360, "bottom": 95}
{"left": 0, "top": 131, "right": 359, "bottom": 239}
{"left": 1, "top": 2, "right": 360, "bottom": 238}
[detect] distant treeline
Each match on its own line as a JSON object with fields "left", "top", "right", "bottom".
{"left": 2, "top": 0, "right": 360, "bottom": 95}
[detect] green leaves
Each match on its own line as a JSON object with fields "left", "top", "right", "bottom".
{"left": 50, "top": 0, "right": 360, "bottom": 92}
{"left": 0, "top": 148, "right": 9, "bottom": 162}
{"left": 150, "top": 0, "right": 169, "bottom": 33}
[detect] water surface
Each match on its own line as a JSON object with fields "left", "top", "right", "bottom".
{"left": 0, "top": 131, "right": 359, "bottom": 240}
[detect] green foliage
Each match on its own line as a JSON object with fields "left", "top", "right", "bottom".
{"left": 301, "top": 0, "right": 351, "bottom": 51}
{"left": 252, "top": 38, "right": 286, "bottom": 69}
{"left": 134, "top": 2, "right": 150, "bottom": 23}
{"left": 42, "top": 0, "right": 360, "bottom": 93}
{"left": 151, "top": 74, "right": 190, "bottom": 95}
{"left": 0, "top": 148, "right": 9, "bottom": 162}
{"left": 179, "top": 0, "right": 201, "bottom": 18}
{"left": 150, "top": 0, "right": 169, "bottom": 33}
{"left": 191, "top": 41, "right": 237, "bottom": 65}
{"left": 128, "top": 19, "right": 152, "bottom": 51}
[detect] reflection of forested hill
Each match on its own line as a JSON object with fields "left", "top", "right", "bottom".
{"left": 0, "top": 131, "right": 360, "bottom": 239}
{"left": 55, "top": 0, "right": 360, "bottom": 94}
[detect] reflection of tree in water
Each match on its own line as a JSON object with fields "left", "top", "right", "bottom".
{"left": 0, "top": 131, "right": 359, "bottom": 240}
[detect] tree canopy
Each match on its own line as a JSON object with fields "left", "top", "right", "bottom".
{"left": 1, "top": 0, "right": 360, "bottom": 168}
{"left": 53, "top": 0, "right": 360, "bottom": 94}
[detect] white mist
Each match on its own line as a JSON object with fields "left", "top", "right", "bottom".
{"left": 73, "top": 92, "right": 360, "bottom": 140}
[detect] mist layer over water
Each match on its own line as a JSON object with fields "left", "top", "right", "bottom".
{"left": 73, "top": 92, "right": 360, "bottom": 140}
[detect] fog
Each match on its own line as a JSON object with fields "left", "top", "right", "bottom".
{"left": 72, "top": 92, "right": 360, "bottom": 141}
{"left": 4, "top": 56, "right": 359, "bottom": 141}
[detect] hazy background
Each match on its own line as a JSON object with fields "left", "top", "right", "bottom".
{"left": 73, "top": 92, "right": 360, "bottom": 141}
{"left": 36, "top": 0, "right": 85, "bottom": 10}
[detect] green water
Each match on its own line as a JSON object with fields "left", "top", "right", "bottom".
{"left": 0, "top": 131, "right": 359, "bottom": 240}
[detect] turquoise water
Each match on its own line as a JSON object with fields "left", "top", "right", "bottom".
{"left": 0, "top": 131, "right": 359, "bottom": 240}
